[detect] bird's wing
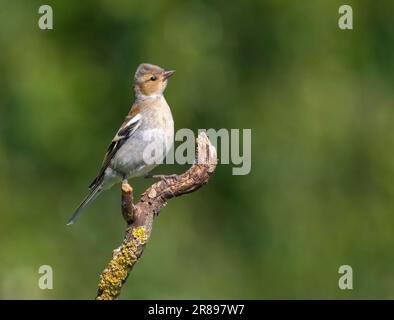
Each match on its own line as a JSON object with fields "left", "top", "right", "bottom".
{"left": 89, "top": 112, "right": 142, "bottom": 188}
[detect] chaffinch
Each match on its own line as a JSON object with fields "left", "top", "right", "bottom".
{"left": 67, "top": 63, "right": 175, "bottom": 225}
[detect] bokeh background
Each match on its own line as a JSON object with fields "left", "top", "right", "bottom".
{"left": 1, "top": 0, "right": 394, "bottom": 299}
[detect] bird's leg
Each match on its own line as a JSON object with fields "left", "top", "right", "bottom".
{"left": 121, "top": 180, "right": 135, "bottom": 224}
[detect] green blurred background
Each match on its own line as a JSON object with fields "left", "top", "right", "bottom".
{"left": 1, "top": 0, "right": 394, "bottom": 299}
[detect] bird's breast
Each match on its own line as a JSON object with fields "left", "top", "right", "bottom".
{"left": 111, "top": 97, "right": 174, "bottom": 178}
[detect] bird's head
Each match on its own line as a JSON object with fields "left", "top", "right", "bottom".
{"left": 133, "top": 63, "right": 175, "bottom": 99}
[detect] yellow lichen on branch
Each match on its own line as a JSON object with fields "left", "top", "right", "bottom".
{"left": 97, "top": 226, "right": 147, "bottom": 300}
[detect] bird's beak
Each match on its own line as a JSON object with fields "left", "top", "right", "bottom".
{"left": 163, "top": 70, "right": 175, "bottom": 80}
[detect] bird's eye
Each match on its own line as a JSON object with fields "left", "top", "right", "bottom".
{"left": 150, "top": 75, "right": 157, "bottom": 81}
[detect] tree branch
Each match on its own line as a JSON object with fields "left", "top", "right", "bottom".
{"left": 96, "top": 132, "right": 217, "bottom": 300}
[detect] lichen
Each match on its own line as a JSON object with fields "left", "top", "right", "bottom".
{"left": 96, "top": 226, "right": 149, "bottom": 300}
{"left": 132, "top": 226, "right": 148, "bottom": 244}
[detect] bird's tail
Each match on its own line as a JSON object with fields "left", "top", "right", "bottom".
{"left": 67, "top": 184, "right": 103, "bottom": 225}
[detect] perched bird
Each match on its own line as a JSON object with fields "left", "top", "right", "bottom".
{"left": 67, "top": 63, "right": 175, "bottom": 225}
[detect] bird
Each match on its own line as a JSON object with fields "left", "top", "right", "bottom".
{"left": 67, "top": 63, "right": 175, "bottom": 225}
